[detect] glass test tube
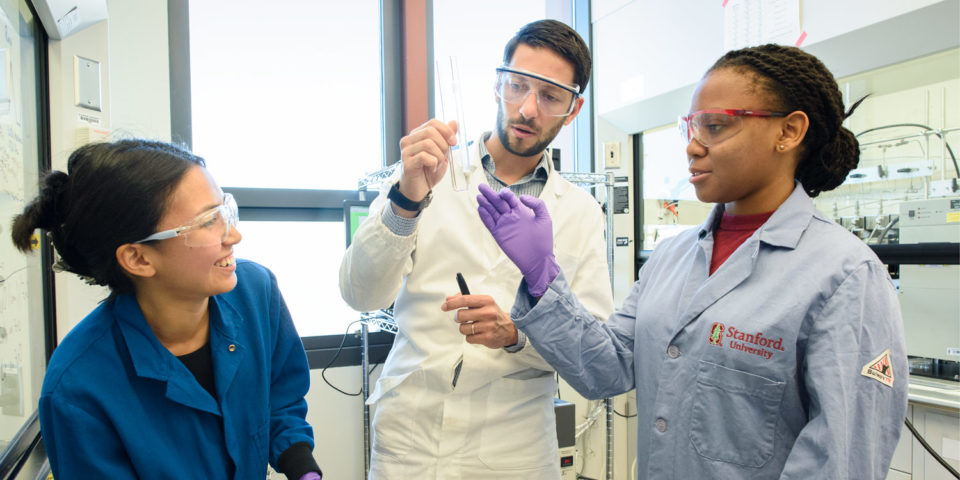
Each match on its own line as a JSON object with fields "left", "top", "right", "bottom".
{"left": 436, "top": 56, "right": 471, "bottom": 191}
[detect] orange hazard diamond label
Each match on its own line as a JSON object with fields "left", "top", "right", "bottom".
{"left": 861, "top": 349, "right": 894, "bottom": 387}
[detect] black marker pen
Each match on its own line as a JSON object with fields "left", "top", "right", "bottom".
{"left": 456, "top": 272, "right": 470, "bottom": 295}
{"left": 452, "top": 272, "right": 470, "bottom": 388}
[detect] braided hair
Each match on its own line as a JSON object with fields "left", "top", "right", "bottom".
{"left": 11, "top": 139, "right": 205, "bottom": 294}
{"left": 708, "top": 44, "right": 863, "bottom": 197}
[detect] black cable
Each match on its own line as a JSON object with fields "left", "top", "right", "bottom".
{"left": 877, "top": 216, "right": 899, "bottom": 245}
{"left": 904, "top": 416, "right": 960, "bottom": 478}
{"left": 855, "top": 123, "right": 959, "bottom": 177}
{"left": 321, "top": 320, "right": 365, "bottom": 396}
{"left": 613, "top": 409, "right": 636, "bottom": 418}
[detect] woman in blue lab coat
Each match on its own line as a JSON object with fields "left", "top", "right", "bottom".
{"left": 11, "top": 140, "right": 322, "bottom": 480}
{"left": 452, "top": 44, "right": 909, "bottom": 479}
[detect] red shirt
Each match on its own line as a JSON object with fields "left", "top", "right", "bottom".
{"left": 710, "top": 210, "right": 774, "bottom": 275}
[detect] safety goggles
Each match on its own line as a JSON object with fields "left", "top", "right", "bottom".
{"left": 678, "top": 109, "right": 788, "bottom": 147}
{"left": 494, "top": 66, "right": 580, "bottom": 117}
{"left": 136, "top": 193, "right": 239, "bottom": 247}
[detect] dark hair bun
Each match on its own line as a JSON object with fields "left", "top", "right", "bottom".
{"left": 798, "top": 126, "right": 861, "bottom": 197}
{"left": 11, "top": 170, "right": 69, "bottom": 251}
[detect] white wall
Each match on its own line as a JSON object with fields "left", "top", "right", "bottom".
{"left": 593, "top": 0, "right": 960, "bottom": 135}
{"left": 304, "top": 366, "right": 379, "bottom": 479}
{"left": 48, "top": 0, "right": 175, "bottom": 339}
{"left": 592, "top": 0, "right": 944, "bottom": 116}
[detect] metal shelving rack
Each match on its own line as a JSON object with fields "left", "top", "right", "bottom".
{"left": 355, "top": 165, "right": 616, "bottom": 480}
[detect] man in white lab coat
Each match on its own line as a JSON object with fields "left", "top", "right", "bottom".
{"left": 339, "top": 19, "right": 614, "bottom": 479}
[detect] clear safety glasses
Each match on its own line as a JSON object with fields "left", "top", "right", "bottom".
{"left": 494, "top": 66, "right": 580, "bottom": 117}
{"left": 678, "top": 109, "right": 788, "bottom": 147}
{"left": 136, "top": 193, "right": 239, "bottom": 247}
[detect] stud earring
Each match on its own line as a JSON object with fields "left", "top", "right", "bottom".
{"left": 778, "top": 144, "right": 785, "bottom": 150}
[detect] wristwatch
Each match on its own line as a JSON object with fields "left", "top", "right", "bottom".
{"left": 388, "top": 182, "right": 432, "bottom": 211}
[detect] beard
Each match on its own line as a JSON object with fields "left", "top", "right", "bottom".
{"left": 495, "top": 105, "right": 564, "bottom": 158}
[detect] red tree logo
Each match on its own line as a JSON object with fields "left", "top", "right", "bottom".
{"left": 708, "top": 323, "right": 724, "bottom": 346}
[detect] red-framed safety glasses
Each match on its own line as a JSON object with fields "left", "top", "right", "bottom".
{"left": 679, "top": 109, "right": 788, "bottom": 147}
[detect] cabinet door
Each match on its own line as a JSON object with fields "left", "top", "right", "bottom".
{"left": 912, "top": 404, "right": 960, "bottom": 480}
{"left": 890, "top": 404, "right": 913, "bottom": 475}
{"left": 886, "top": 468, "right": 912, "bottom": 480}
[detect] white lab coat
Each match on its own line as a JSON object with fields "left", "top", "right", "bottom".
{"left": 339, "top": 142, "right": 614, "bottom": 479}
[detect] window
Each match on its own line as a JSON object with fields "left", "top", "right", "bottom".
{"left": 0, "top": 0, "right": 50, "bottom": 453}
{"left": 176, "top": 1, "right": 390, "bottom": 362}
{"left": 638, "top": 125, "right": 706, "bottom": 250}
{"left": 188, "top": 0, "right": 383, "bottom": 190}
{"left": 432, "top": 1, "right": 547, "bottom": 150}
{"left": 431, "top": 0, "right": 589, "bottom": 172}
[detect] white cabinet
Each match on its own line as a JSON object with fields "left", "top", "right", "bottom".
{"left": 911, "top": 404, "right": 960, "bottom": 480}
{"left": 888, "top": 469, "right": 913, "bottom": 480}
{"left": 887, "top": 400, "right": 960, "bottom": 480}
{"left": 889, "top": 405, "right": 913, "bottom": 477}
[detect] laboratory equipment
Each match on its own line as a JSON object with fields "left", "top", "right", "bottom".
{"left": 435, "top": 56, "right": 472, "bottom": 191}
{"left": 554, "top": 399, "right": 576, "bottom": 480}
{"left": 343, "top": 199, "right": 371, "bottom": 247}
{"left": 898, "top": 197, "right": 960, "bottom": 380}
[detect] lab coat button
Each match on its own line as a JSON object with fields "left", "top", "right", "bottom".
{"left": 655, "top": 418, "right": 667, "bottom": 433}
{"left": 667, "top": 345, "right": 680, "bottom": 358}
{"left": 228, "top": 344, "right": 236, "bottom": 352}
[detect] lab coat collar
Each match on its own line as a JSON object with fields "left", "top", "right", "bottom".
{"left": 113, "top": 294, "right": 176, "bottom": 382}
{"left": 542, "top": 150, "right": 572, "bottom": 198}
{"left": 757, "top": 183, "right": 818, "bottom": 250}
{"left": 113, "top": 293, "right": 243, "bottom": 415}
{"left": 697, "top": 182, "right": 816, "bottom": 250}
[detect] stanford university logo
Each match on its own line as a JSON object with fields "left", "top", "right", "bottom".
{"left": 708, "top": 323, "right": 724, "bottom": 346}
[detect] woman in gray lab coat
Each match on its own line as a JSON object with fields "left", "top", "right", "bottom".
{"left": 451, "top": 44, "right": 909, "bottom": 479}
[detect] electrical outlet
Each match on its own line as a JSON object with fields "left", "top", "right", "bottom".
{"left": 604, "top": 142, "right": 621, "bottom": 169}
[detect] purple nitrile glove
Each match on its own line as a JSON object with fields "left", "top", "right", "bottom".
{"left": 299, "top": 473, "right": 321, "bottom": 480}
{"left": 477, "top": 183, "right": 559, "bottom": 297}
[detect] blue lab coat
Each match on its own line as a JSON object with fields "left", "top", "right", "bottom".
{"left": 511, "top": 184, "right": 909, "bottom": 479}
{"left": 39, "top": 260, "right": 315, "bottom": 479}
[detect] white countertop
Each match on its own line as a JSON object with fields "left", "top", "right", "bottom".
{"left": 908, "top": 377, "right": 960, "bottom": 410}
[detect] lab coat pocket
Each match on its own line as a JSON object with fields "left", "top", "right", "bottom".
{"left": 478, "top": 374, "right": 556, "bottom": 470}
{"left": 689, "top": 360, "right": 785, "bottom": 467}
{"left": 369, "top": 369, "right": 425, "bottom": 459}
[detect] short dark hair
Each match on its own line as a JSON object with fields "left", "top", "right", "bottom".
{"left": 11, "top": 139, "right": 205, "bottom": 294}
{"left": 503, "top": 19, "right": 592, "bottom": 94}
{"left": 709, "top": 44, "right": 863, "bottom": 197}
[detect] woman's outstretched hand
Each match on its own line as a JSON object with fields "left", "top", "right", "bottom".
{"left": 477, "top": 183, "right": 559, "bottom": 297}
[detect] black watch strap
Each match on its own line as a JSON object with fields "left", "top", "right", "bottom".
{"left": 388, "top": 182, "right": 432, "bottom": 211}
